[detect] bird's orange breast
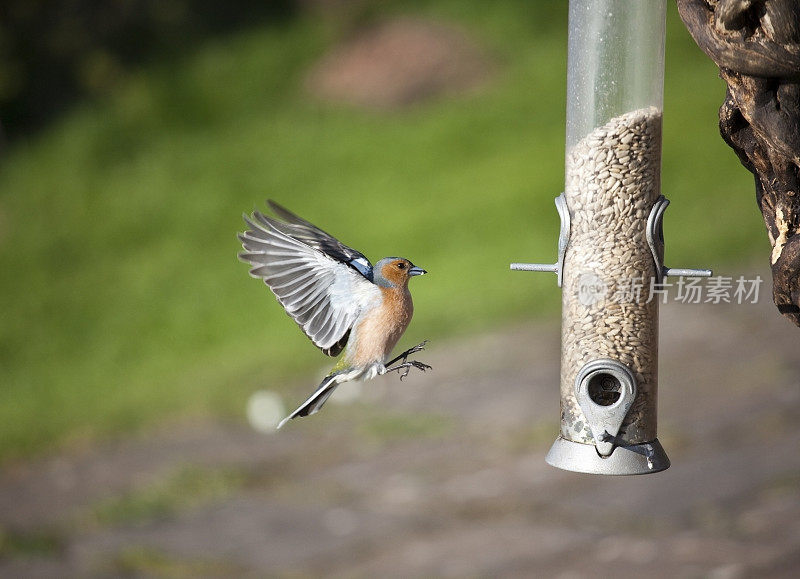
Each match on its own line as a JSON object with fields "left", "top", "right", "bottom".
{"left": 351, "top": 285, "right": 414, "bottom": 366}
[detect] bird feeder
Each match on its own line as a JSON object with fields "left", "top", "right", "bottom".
{"left": 512, "top": 0, "right": 711, "bottom": 475}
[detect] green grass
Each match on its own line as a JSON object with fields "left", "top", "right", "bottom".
{"left": 0, "top": 526, "right": 63, "bottom": 559}
{"left": 0, "top": 0, "right": 764, "bottom": 462}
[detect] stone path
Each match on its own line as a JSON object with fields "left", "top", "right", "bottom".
{"left": 1, "top": 286, "right": 799, "bottom": 577}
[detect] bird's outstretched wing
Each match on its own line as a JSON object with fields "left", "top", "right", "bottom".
{"left": 239, "top": 203, "right": 380, "bottom": 357}
{"left": 265, "top": 200, "right": 373, "bottom": 279}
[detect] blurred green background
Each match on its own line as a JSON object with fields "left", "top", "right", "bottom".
{"left": 0, "top": 0, "right": 763, "bottom": 463}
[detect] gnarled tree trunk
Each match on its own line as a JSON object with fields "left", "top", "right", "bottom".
{"left": 676, "top": 0, "right": 800, "bottom": 328}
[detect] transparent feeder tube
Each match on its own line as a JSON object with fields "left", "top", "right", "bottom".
{"left": 554, "top": 0, "right": 669, "bottom": 473}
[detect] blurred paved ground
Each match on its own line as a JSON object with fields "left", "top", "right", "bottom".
{"left": 1, "top": 280, "right": 799, "bottom": 578}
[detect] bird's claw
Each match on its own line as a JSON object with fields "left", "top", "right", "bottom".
{"left": 385, "top": 341, "right": 431, "bottom": 380}
{"left": 387, "top": 360, "right": 432, "bottom": 381}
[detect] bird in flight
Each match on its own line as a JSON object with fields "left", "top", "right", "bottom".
{"left": 239, "top": 201, "right": 430, "bottom": 429}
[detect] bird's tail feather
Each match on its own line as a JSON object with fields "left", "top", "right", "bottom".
{"left": 277, "top": 374, "right": 339, "bottom": 429}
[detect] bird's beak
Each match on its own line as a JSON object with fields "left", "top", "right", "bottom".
{"left": 408, "top": 266, "right": 427, "bottom": 276}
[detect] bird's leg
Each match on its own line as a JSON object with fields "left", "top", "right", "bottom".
{"left": 385, "top": 341, "right": 431, "bottom": 381}
{"left": 386, "top": 340, "right": 428, "bottom": 367}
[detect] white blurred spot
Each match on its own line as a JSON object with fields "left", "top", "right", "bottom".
{"left": 596, "top": 537, "right": 657, "bottom": 565}
{"left": 709, "top": 564, "right": 745, "bottom": 579}
{"left": 329, "top": 380, "right": 362, "bottom": 405}
{"left": 322, "top": 507, "right": 358, "bottom": 537}
{"left": 595, "top": 536, "right": 625, "bottom": 563}
{"left": 246, "top": 390, "right": 285, "bottom": 433}
{"left": 381, "top": 473, "right": 423, "bottom": 507}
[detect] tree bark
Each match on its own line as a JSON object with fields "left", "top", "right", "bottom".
{"left": 676, "top": 0, "right": 800, "bottom": 328}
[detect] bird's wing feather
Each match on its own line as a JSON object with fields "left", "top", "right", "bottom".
{"left": 239, "top": 211, "right": 380, "bottom": 356}
{"left": 276, "top": 374, "right": 339, "bottom": 429}
{"left": 265, "top": 200, "right": 373, "bottom": 279}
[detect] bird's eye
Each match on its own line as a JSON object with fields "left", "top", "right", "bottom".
{"left": 397, "top": 262, "right": 406, "bottom": 269}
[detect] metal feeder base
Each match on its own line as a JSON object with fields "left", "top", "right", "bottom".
{"left": 546, "top": 436, "right": 670, "bottom": 475}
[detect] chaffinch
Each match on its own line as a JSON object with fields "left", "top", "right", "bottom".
{"left": 239, "top": 201, "right": 429, "bottom": 428}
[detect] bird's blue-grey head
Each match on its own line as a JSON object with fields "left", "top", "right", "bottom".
{"left": 372, "top": 257, "right": 426, "bottom": 288}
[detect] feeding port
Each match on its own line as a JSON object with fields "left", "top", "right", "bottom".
{"left": 512, "top": 0, "right": 711, "bottom": 475}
